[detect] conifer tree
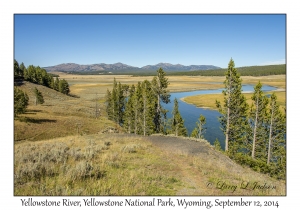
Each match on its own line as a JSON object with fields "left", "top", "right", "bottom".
{"left": 216, "top": 58, "right": 249, "bottom": 155}
{"left": 27, "top": 65, "right": 37, "bottom": 83}
{"left": 111, "top": 78, "right": 118, "bottom": 123}
{"left": 191, "top": 114, "right": 206, "bottom": 139}
{"left": 105, "top": 89, "right": 113, "bottom": 120}
{"left": 152, "top": 68, "right": 170, "bottom": 133}
{"left": 14, "top": 59, "right": 20, "bottom": 78}
{"left": 267, "top": 93, "right": 286, "bottom": 166}
{"left": 34, "top": 87, "right": 44, "bottom": 105}
{"left": 19, "top": 62, "right": 26, "bottom": 78}
{"left": 108, "top": 79, "right": 126, "bottom": 125}
{"left": 249, "top": 81, "right": 269, "bottom": 159}
{"left": 123, "top": 85, "right": 136, "bottom": 133}
{"left": 141, "top": 80, "right": 156, "bottom": 136}
{"left": 54, "top": 77, "right": 59, "bottom": 91}
{"left": 171, "top": 98, "right": 187, "bottom": 137}
{"left": 59, "top": 79, "right": 70, "bottom": 95}
{"left": 116, "top": 82, "right": 125, "bottom": 125}
{"left": 50, "top": 77, "right": 55, "bottom": 90}
{"left": 14, "top": 87, "right": 29, "bottom": 117}
{"left": 23, "top": 68, "right": 29, "bottom": 81}
{"left": 214, "top": 138, "right": 222, "bottom": 151}
{"left": 132, "top": 82, "right": 143, "bottom": 134}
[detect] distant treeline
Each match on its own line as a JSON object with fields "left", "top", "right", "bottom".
{"left": 169, "top": 64, "right": 286, "bottom": 76}
{"left": 64, "top": 64, "right": 286, "bottom": 77}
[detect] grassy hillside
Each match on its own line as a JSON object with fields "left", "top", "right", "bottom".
{"left": 14, "top": 133, "right": 285, "bottom": 196}
{"left": 14, "top": 81, "right": 117, "bottom": 141}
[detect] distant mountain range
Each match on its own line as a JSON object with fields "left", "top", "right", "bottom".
{"left": 140, "top": 63, "right": 221, "bottom": 71}
{"left": 43, "top": 62, "right": 221, "bottom": 72}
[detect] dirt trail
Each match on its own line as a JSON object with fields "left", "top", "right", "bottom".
{"left": 146, "top": 135, "right": 211, "bottom": 154}
{"left": 141, "top": 136, "right": 225, "bottom": 195}
{"left": 143, "top": 135, "right": 243, "bottom": 195}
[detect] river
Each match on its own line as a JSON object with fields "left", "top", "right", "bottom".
{"left": 164, "top": 85, "right": 277, "bottom": 149}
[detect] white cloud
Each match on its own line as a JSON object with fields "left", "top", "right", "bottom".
{"left": 260, "top": 59, "right": 286, "bottom": 66}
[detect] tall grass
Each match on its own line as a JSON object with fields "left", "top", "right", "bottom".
{"left": 14, "top": 134, "right": 182, "bottom": 195}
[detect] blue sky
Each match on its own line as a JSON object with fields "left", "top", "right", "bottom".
{"left": 14, "top": 14, "right": 286, "bottom": 68}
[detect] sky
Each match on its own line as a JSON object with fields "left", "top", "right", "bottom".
{"left": 14, "top": 14, "right": 286, "bottom": 68}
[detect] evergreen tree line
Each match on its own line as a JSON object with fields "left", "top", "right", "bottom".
{"left": 105, "top": 68, "right": 205, "bottom": 137}
{"left": 216, "top": 58, "right": 286, "bottom": 179}
{"left": 169, "top": 64, "right": 286, "bottom": 77}
{"left": 14, "top": 59, "right": 70, "bottom": 95}
{"left": 105, "top": 68, "right": 170, "bottom": 136}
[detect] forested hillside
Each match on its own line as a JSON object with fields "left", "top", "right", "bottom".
{"left": 14, "top": 59, "right": 71, "bottom": 117}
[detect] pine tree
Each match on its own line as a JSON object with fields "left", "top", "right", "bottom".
{"left": 36, "top": 66, "right": 44, "bottom": 85}
{"left": 54, "top": 77, "right": 59, "bottom": 91}
{"left": 249, "top": 81, "right": 269, "bottom": 160}
{"left": 34, "top": 87, "right": 44, "bottom": 105}
{"left": 59, "top": 79, "right": 70, "bottom": 95}
{"left": 191, "top": 114, "right": 206, "bottom": 139}
{"left": 267, "top": 93, "right": 286, "bottom": 166}
{"left": 171, "top": 98, "right": 187, "bottom": 137}
{"left": 23, "top": 68, "right": 29, "bottom": 81}
{"left": 108, "top": 79, "right": 126, "bottom": 125}
{"left": 214, "top": 138, "right": 222, "bottom": 151}
{"left": 123, "top": 85, "right": 136, "bottom": 133}
{"left": 50, "top": 77, "right": 55, "bottom": 90}
{"left": 115, "top": 82, "right": 126, "bottom": 125}
{"left": 27, "top": 65, "right": 37, "bottom": 83}
{"left": 141, "top": 80, "right": 156, "bottom": 136}
{"left": 216, "top": 58, "right": 249, "bottom": 156}
{"left": 132, "top": 82, "right": 143, "bottom": 134}
{"left": 14, "top": 87, "right": 29, "bottom": 117}
{"left": 111, "top": 78, "right": 118, "bottom": 123}
{"left": 152, "top": 68, "right": 170, "bottom": 133}
{"left": 105, "top": 89, "right": 113, "bottom": 120}
{"left": 19, "top": 62, "right": 26, "bottom": 78}
{"left": 14, "top": 59, "right": 20, "bottom": 78}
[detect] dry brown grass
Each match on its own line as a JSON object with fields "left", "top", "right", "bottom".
{"left": 14, "top": 134, "right": 183, "bottom": 195}
{"left": 241, "top": 75, "right": 286, "bottom": 89}
{"left": 57, "top": 73, "right": 285, "bottom": 94}
{"left": 14, "top": 133, "right": 286, "bottom": 196}
{"left": 14, "top": 81, "right": 118, "bottom": 142}
{"left": 182, "top": 90, "right": 286, "bottom": 111}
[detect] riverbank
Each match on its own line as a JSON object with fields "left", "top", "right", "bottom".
{"left": 181, "top": 89, "right": 286, "bottom": 111}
